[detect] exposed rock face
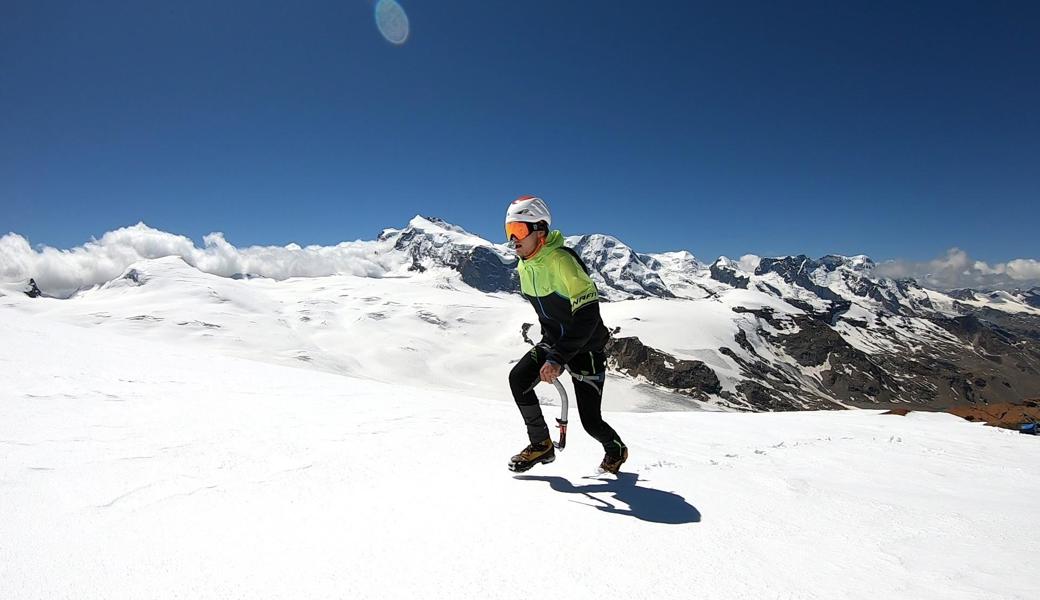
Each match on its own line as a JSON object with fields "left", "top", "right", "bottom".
{"left": 756, "top": 255, "right": 846, "bottom": 306}
{"left": 1019, "top": 288, "right": 1040, "bottom": 309}
{"left": 717, "top": 309, "right": 862, "bottom": 410}
{"left": 123, "top": 269, "right": 144, "bottom": 285}
{"left": 885, "top": 400, "right": 1040, "bottom": 431}
{"left": 735, "top": 380, "right": 803, "bottom": 411}
{"left": 458, "top": 246, "right": 518, "bottom": 293}
{"left": 949, "top": 400, "right": 1040, "bottom": 430}
{"left": 605, "top": 336, "right": 721, "bottom": 399}
{"left": 709, "top": 258, "right": 749, "bottom": 289}
{"left": 819, "top": 254, "right": 875, "bottom": 272}
{"left": 719, "top": 294, "right": 1040, "bottom": 411}
{"left": 924, "top": 311, "right": 1040, "bottom": 406}
{"left": 843, "top": 274, "right": 907, "bottom": 315}
{"left": 24, "top": 278, "right": 42, "bottom": 298}
{"left": 947, "top": 289, "right": 978, "bottom": 301}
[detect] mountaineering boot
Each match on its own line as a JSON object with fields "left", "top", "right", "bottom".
{"left": 598, "top": 446, "right": 629, "bottom": 474}
{"left": 508, "top": 439, "right": 555, "bottom": 473}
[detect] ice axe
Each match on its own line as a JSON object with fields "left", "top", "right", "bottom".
{"left": 551, "top": 378, "right": 569, "bottom": 449}
{"left": 550, "top": 368, "right": 604, "bottom": 450}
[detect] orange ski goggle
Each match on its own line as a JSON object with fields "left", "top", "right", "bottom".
{"left": 505, "top": 221, "right": 533, "bottom": 242}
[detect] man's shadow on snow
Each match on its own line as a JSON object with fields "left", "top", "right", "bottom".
{"left": 514, "top": 472, "right": 701, "bottom": 525}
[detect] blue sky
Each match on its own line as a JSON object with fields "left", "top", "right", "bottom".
{"left": 2, "top": 1, "right": 1037, "bottom": 262}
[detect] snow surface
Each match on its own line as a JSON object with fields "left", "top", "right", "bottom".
{"left": 0, "top": 257, "right": 711, "bottom": 412}
{"left": 0, "top": 255, "right": 802, "bottom": 406}
{"left": 2, "top": 306, "right": 1039, "bottom": 599}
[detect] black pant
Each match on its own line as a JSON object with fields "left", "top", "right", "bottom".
{"left": 508, "top": 345, "right": 624, "bottom": 453}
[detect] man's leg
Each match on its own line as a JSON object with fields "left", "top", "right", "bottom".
{"left": 569, "top": 351, "right": 626, "bottom": 456}
{"left": 509, "top": 345, "right": 551, "bottom": 444}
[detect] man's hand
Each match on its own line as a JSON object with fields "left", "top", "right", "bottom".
{"left": 540, "top": 361, "right": 562, "bottom": 384}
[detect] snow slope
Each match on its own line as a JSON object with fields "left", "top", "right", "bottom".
{"left": 2, "top": 307, "right": 1038, "bottom": 599}
{"left": 0, "top": 256, "right": 699, "bottom": 412}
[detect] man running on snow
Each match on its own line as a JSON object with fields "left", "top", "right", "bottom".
{"left": 504, "top": 195, "right": 628, "bottom": 474}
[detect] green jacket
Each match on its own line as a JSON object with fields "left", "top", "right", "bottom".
{"left": 517, "top": 231, "right": 610, "bottom": 365}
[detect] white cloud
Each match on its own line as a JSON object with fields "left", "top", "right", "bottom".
{"left": 874, "top": 247, "right": 1040, "bottom": 291}
{"left": 0, "top": 223, "right": 394, "bottom": 297}
{"left": 4, "top": 224, "right": 1037, "bottom": 297}
{"left": 932, "top": 248, "right": 970, "bottom": 271}
{"left": 737, "top": 254, "right": 761, "bottom": 273}
{"left": 1006, "top": 258, "right": 1040, "bottom": 281}
{"left": 972, "top": 261, "right": 1005, "bottom": 275}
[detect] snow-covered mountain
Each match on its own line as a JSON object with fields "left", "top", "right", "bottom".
{"left": 4, "top": 216, "right": 1039, "bottom": 412}
{"left": 640, "top": 250, "right": 711, "bottom": 299}
{"left": 376, "top": 216, "right": 519, "bottom": 293}
{"left": 945, "top": 286, "right": 1040, "bottom": 312}
{"left": 566, "top": 234, "right": 675, "bottom": 300}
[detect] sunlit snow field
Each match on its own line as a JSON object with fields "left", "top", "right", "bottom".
{"left": 2, "top": 274, "right": 1038, "bottom": 599}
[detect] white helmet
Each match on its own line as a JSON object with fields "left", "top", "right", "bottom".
{"left": 505, "top": 195, "right": 551, "bottom": 227}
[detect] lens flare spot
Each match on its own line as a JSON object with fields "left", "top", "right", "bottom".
{"left": 375, "top": 0, "right": 410, "bottom": 45}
